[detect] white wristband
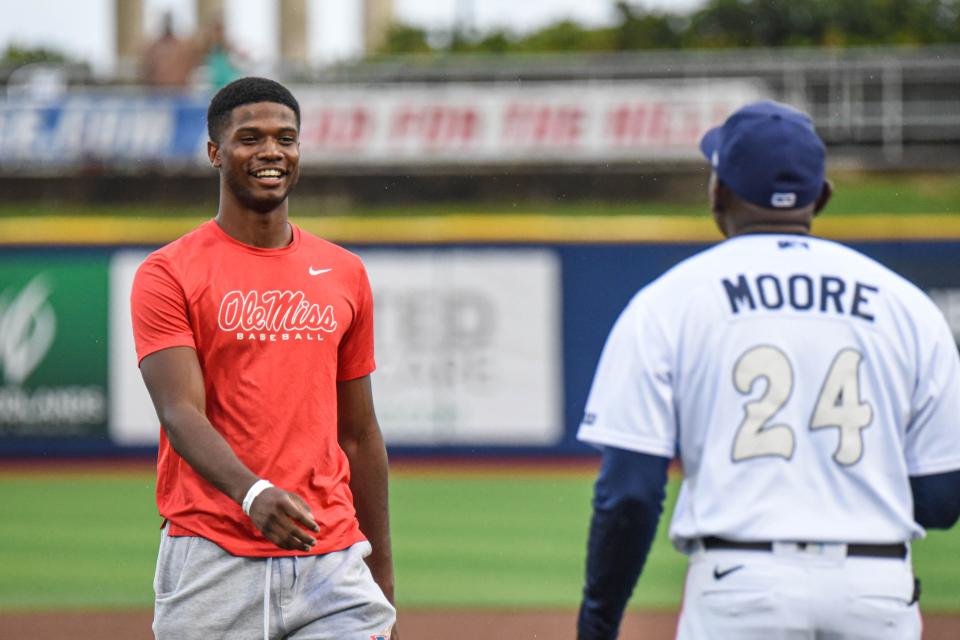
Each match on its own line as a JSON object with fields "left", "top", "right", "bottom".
{"left": 242, "top": 479, "right": 274, "bottom": 516}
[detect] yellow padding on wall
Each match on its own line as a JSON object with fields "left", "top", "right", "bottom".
{"left": 0, "top": 214, "right": 958, "bottom": 245}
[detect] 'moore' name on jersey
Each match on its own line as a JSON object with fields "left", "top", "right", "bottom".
{"left": 721, "top": 273, "right": 880, "bottom": 322}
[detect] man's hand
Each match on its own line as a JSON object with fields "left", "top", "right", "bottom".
{"left": 248, "top": 487, "right": 320, "bottom": 551}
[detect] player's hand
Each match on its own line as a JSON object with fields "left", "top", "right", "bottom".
{"left": 390, "top": 624, "right": 400, "bottom": 640}
{"left": 248, "top": 487, "right": 321, "bottom": 551}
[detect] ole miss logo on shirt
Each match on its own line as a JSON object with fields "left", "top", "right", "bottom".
{"left": 217, "top": 289, "right": 338, "bottom": 342}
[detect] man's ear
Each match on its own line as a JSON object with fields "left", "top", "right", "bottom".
{"left": 709, "top": 173, "right": 733, "bottom": 238}
{"left": 207, "top": 140, "right": 221, "bottom": 168}
{"left": 813, "top": 179, "right": 833, "bottom": 216}
{"left": 710, "top": 174, "right": 734, "bottom": 216}
{"left": 708, "top": 172, "right": 721, "bottom": 215}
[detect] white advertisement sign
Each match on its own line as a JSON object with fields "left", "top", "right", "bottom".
{"left": 359, "top": 249, "right": 563, "bottom": 445}
{"left": 109, "top": 250, "right": 157, "bottom": 445}
{"left": 108, "top": 248, "right": 564, "bottom": 447}
{"left": 296, "top": 80, "right": 766, "bottom": 164}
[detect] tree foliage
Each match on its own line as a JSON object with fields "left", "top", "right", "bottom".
{"left": 2, "top": 44, "right": 70, "bottom": 67}
{"left": 375, "top": 0, "right": 960, "bottom": 56}
{"left": 379, "top": 24, "right": 433, "bottom": 55}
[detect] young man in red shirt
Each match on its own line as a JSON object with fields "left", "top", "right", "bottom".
{"left": 132, "top": 77, "right": 397, "bottom": 639}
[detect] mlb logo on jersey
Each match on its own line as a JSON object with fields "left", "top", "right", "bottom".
{"left": 777, "top": 239, "right": 809, "bottom": 250}
{"left": 371, "top": 635, "right": 389, "bottom": 640}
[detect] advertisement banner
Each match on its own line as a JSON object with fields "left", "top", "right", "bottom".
{"left": 0, "top": 255, "right": 108, "bottom": 437}
{"left": 0, "top": 94, "right": 207, "bottom": 169}
{"left": 108, "top": 250, "right": 157, "bottom": 445}
{"left": 0, "top": 80, "right": 766, "bottom": 169}
{"left": 296, "top": 81, "right": 765, "bottom": 164}
{"left": 7, "top": 238, "right": 957, "bottom": 455}
{"left": 359, "top": 249, "right": 564, "bottom": 445}
{"left": 108, "top": 247, "right": 564, "bottom": 447}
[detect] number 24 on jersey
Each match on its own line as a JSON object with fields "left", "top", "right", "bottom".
{"left": 732, "top": 346, "right": 873, "bottom": 466}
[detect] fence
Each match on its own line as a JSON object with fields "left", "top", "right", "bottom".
{"left": 1, "top": 218, "right": 958, "bottom": 457}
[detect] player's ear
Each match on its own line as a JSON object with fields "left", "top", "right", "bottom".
{"left": 208, "top": 140, "right": 221, "bottom": 168}
{"left": 709, "top": 174, "right": 734, "bottom": 237}
{"left": 813, "top": 179, "right": 833, "bottom": 216}
{"left": 708, "top": 172, "right": 724, "bottom": 215}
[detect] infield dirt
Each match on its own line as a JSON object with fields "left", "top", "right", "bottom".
{"left": 2, "top": 610, "right": 959, "bottom": 639}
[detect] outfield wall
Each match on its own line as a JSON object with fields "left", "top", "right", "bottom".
{"left": 1, "top": 217, "right": 958, "bottom": 457}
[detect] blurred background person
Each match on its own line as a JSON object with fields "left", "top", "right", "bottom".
{"left": 140, "top": 11, "right": 198, "bottom": 90}
{"left": 200, "top": 18, "right": 242, "bottom": 90}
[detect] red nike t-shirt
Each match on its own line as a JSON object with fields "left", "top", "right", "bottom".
{"left": 131, "top": 220, "right": 373, "bottom": 557}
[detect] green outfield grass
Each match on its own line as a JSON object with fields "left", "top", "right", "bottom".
{"left": 0, "top": 468, "right": 957, "bottom": 613}
{"left": 1, "top": 172, "right": 958, "bottom": 218}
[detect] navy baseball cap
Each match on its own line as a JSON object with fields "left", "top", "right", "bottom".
{"left": 700, "top": 100, "right": 826, "bottom": 210}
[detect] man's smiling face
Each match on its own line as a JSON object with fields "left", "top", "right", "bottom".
{"left": 210, "top": 101, "right": 301, "bottom": 213}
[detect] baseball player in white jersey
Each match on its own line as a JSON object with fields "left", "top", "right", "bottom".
{"left": 576, "top": 100, "right": 960, "bottom": 639}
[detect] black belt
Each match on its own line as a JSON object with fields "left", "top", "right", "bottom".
{"left": 702, "top": 536, "right": 907, "bottom": 559}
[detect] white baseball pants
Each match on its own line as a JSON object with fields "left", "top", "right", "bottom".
{"left": 676, "top": 542, "right": 921, "bottom": 639}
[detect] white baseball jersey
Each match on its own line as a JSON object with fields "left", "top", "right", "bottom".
{"left": 578, "top": 233, "right": 960, "bottom": 549}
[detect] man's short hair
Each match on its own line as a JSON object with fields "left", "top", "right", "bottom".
{"left": 207, "top": 77, "right": 301, "bottom": 142}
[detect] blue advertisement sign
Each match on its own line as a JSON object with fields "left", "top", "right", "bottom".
{"left": 0, "top": 95, "right": 207, "bottom": 167}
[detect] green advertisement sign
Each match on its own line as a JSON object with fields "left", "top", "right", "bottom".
{"left": 0, "top": 255, "right": 108, "bottom": 437}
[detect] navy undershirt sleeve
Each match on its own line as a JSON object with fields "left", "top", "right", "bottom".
{"left": 910, "top": 469, "right": 960, "bottom": 529}
{"left": 577, "top": 447, "right": 670, "bottom": 640}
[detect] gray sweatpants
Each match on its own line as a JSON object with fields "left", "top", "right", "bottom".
{"left": 153, "top": 527, "right": 395, "bottom": 640}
